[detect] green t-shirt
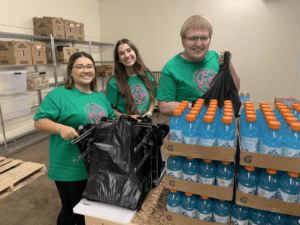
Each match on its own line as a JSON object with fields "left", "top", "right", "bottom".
{"left": 34, "top": 85, "right": 115, "bottom": 181}
{"left": 157, "top": 50, "right": 220, "bottom": 102}
{"left": 106, "top": 73, "right": 157, "bottom": 115}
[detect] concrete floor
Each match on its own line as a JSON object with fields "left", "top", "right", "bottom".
{"left": 0, "top": 112, "right": 170, "bottom": 225}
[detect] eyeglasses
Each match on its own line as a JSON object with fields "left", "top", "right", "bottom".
{"left": 184, "top": 36, "right": 211, "bottom": 43}
{"left": 73, "top": 64, "right": 95, "bottom": 71}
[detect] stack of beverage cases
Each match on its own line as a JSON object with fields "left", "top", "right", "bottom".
{"left": 164, "top": 98, "right": 300, "bottom": 225}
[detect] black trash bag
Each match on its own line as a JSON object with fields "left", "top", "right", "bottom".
{"left": 201, "top": 51, "right": 241, "bottom": 117}
{"left": 72, "top": 115, "right": 169, "bottom": 210}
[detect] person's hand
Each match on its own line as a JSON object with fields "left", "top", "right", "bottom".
{"left": 218, "top": 50, "right": 232, "bottom": 65}
{"left": 58, "top": 125, "right": 79, "bottom": 140}
{"left": 130, "top": 115, "right": 142, "bottom": 122}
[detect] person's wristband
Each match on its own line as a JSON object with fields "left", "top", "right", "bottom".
{"left": 145, "top": 111, "right": 152, "bottom": 117}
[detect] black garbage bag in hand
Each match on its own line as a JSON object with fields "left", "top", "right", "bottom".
{"left": 201, "top": 51, "right": 241, "bottom": 117}
{"left": 72, "top": 115, "right": 169, "bottom": 211}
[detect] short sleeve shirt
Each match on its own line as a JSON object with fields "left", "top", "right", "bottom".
{"left": 157, "top": 50, "right": 220, "bottom": 102}
{"left": 34, "top": 85, "right": 115, "bottom": 181}
{"left": 106, "top": 73, "right": 157, "bottom": 115}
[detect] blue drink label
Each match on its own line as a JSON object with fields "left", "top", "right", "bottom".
{"left": 182, "top": 136, "right": 198, "bottom": 145}
{"left": 181, "top": 208, "right": 196, "bottom": 218}
{"left": 199, "top": 176, "right": 215, "bottom": 185}
{"left": 277, "top": 188, "right": 298, "bottom": 203}
{"left": 199, "top": 138, "right": 216, "bottom": 146}
{"left": 170, "top": 129, "right": 182, "bottom": 143}
{"left": 257, "top": 186, "right": 277, "bottom": 199}
{"left": 238, "top": 183, "right": 256, "bottom": 195}
{"left": 217, "top": 139, "right": 235, "bottom": 147}
{"left": 282, "top": 147, "right": 300, "bottom": 158}
{"left": 231, "top": 216, "right": 248, "bottom": 225}
{"left": 197, "top": 211, "right": 212, "bottom": 221}
{"left": 182, "top": 173, "right": 198, "bottom": 182}
{"left": 240, "top": 136, "right": 258, "bottom": 152}
{"left": 166, "top": 205, "right": 181, "bottom": 214}
{"left": 213, "top": 214, "right": 229, "bottom": 224}
{"left": 166, "top": 169, "right": 182, "bottom": 179}
{"left": 217, "top": 177, "right": 233, "bottom": 188}
{"left": 262, "top": 145, "right": 283, "bottom": 156}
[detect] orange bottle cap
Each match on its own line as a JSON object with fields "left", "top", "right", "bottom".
{"left": 206, "top": 111, "right": 215, "bottom": 118}
{"left": 240, "top": 92, "right": 244, "bottom": 95}
{"left": 170, "top": 189, "right": 178, "bottom": 193}
{"left": 224, "top": 112, "right": 233, "bottom": 118}
{"left": 280, "top": 109, "right": 291, "bottom": 115}
{"left": 291, "top": 123, "right": 300, "bottom": 131}
{"left": 201, "top": 195, "right": 209, "bottom": 199}
{"left": 181, "top": 101, "right": 189, "bottom": 105}
{"left": 222, "top": 161, "right": 230, "bottom": 165}
{"left": 192, "top": 106, "right": 201, "bottom": 112}
{"left": 203, "top": 159, "right": 212, "bottom": 163}
{"left": 245, "top": 166, "right": 255, "bottom": 171}
{"left": 186, "top": 157, "right": 194, "bottom": 160}
{"left": 264, "top": 112, "right": 275, "bottom": 119}
{"left": 297, "top": 108, "right": 300, "bottom": 113}
{"left": 196, "top": 99, "right": 204, "bottom": 103}
{"left": 265, "top": 116, "right": 277, "bottom": 124}
{"left": 177, "top": 106, "right": 185, "bottom": 112}
{"left": 210, "top": 99, "right": 218, "bottom": 103}
{"left": 266, "top": 169, "right": 277, "bottom": 174}
{"left": 260, "top": 102, "right": 269, "bottom": 107}
{"left": 170, "top": 154, "right": 177, "bottom": 157}
{"left": 262, "top": 108, "right": 272, "bottom": 113}
{"left": 283, "top": 113, "right": 294, "bottom": 120}
{"left": 222, "top": 116, "right": 232, "bottom": 124}
{"left": 203, "top": 115, "right": 214, "bottom": 123}
{"left": 173, "top": 109, "right": 182, "bottom": 116}
{"left": 293, "top": 104, "right": 300, "bottom": 109}
{"left": 246, "top": 111, "right": 256, "bottom": 115}
{"left": 186, "top": 114, "right": 196, "bottom": 122}
{"left": 268, "top": 121, "right": 280, "bottom": 129}
{"left": 190, "top": 110, "right": 199, "bottom": 117}
{"left": 246, "top": 115, "right": 257, "bottom": 122}
{"left": 185, "top": 192, "right": 193, "bottom": 196}
{"left": 286, "top": 117, "right": 298, "bottom": 125}
{"left": 287, "top": 172, "right": 299, "bottom": 178}
{"left": 224, "top": 100, "right": 232, "bottom": 104}
{"left": 278, "top": 105, "right": 288, "bottom": 111}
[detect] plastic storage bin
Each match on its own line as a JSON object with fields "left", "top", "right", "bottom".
{"left": 0, "top": 70, "right": 27, "bottom": 95}
{"left": 27, "top": 72, "right": 49, "bottom": 90}
{"left": 0, "top": 95, "right": 31, "bottom": 120}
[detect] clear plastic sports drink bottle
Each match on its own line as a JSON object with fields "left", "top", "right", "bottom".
{"left": 182, "top": 114, "right": 198, "bottom": 145}
{"left": 198, "top": 159, "right": 216, "bottom": 185}
{"left": 196, "top": 195, "right": 213, "bottom": 221}
{"left": 260, "top": 121, "right": 283, "bottom": 156}
{"left": 198, "top": 115, "right": 216, "bottom": 146}
{"left": 240, "top": 114, "right": 259, "bottom": 152}
{"left": 170, "top": 109, "right": 184, "bottom": 143}
{"left": 166, "top": 155, "right": 182, "bottom": 179}
{"left": 182, "top": 157, "right": 198, "bottom": 182}
{"left": 181, "top": 192, "right": 197, "bottom": 218}
{"left": 216, "top": 161, "right": 234, "bottom": 188}
{"left": 277, "top": 172, "right": 300, "bottom": 203}
{"left": 238, "top": 166, "right": 258, "bottom": 195}
{"left": 257, "top": 169, "right": 279, "bottom": 199}
{"left": 212, "top": 199, "right": 230, "bottom": 224}
{"left": 282, "top": 123, "right": 300, "bottom": 157}
{"left": 249, "top": 208, "right": 269, "bottom": 225}
{"left": 268, "top": 212, "right": 288, "bottom": 225}
{"left": 217, "top": 116, "right": 236, "bottom": 147}
{"left": 231, "top": 204, "right": 249, "bottom": 225}
{"left": 166, "top": 189, "right": 182, "bottom": 214}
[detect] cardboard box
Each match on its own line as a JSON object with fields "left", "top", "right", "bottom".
{"left": 96, "top": 65, "right": 113, "bottom": 78}
{"left": 46, "top": 47, "right": 53, "bottom": 64}
{"left": 163, "top": 176, "right": 234, "bottom": 201}
{"left": 31, "top": 51, "right": 47, "bottom": 64}
{"left": 64, "top": 27, "right": 77, "bottom": 40}
{"left": 74, "top": 22, "right": 85, "bottom": 41}
{"left": 33, "top": 17, "right": 65, "bottom": 39}
{"left": 0, "top": 41, "right": 31, "bottom": 56}
{"left": 30, "top": 42, "right": 46, "bottom": 52}
{"left": 164, "top": 210, "right": 228, "bottom": 225}
{"left": 235, "top": 190, "right": 300, "bottom": 216}
{"left": 55, "top": 47, "right": 79, "bottom": 63}
{"left": 163, "top": 134, "right": 236, "bottom": 162}
{"left": 0, "top": 52, "right": 32, "bottom": 65}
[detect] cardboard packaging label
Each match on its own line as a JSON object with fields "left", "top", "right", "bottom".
{"left": 64, "top": 20, "right": 75, "bottom": 28}
{"left": 163, "top": 134, "right": 236, "bottom": 162}
{"left": 30, "top": 42, "right": 46, "bottom": 52}
{"left": 163, "top": 176, "right": 234, "bottom": 201}
{"left": 236, "top": 190, "right": 300, "bottom": 216}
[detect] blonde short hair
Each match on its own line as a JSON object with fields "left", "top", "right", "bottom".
{"left": 180, "top": 15, "right": 213, "bottom": 38}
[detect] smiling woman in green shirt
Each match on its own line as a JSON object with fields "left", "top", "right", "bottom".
{"left": 106, "top": 39, "right": 157, "bottom": 120}
{"left": 34, "top": 52, "right": 115, "bottom": 225}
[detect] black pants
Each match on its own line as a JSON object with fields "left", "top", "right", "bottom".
{"left": 55, "top": 179, "right": 87, "bottom": 225}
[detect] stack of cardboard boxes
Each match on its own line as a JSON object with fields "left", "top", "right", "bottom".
{"left": 33, "top": 17, "right": 85, "bottom": 41}
{"left": 31, "top": 42, "right": 47, "bottom": 64}
{"left": 95, "top": 65, "right": 113, "bottom": 78}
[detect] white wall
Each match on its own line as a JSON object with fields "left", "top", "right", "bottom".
{"left": 99, "top": 0, "right": 300, "bottom": 102}
{"left": 0, "top": 0, "right": 101, "bottom": 42}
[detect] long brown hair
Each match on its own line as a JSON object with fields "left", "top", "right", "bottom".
{"left": 65, "top": 52, "right": 97, "bottom": 91}
{"left": 109, "top": 39, "right": 157, "bottom": 115}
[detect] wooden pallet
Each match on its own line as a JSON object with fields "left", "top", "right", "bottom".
{"left": 0, "top": 156, "right": 46, "bottom": 200}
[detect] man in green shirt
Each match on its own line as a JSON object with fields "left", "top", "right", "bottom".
{"left": 157, "top": 15, "right": 240, "bottom": 115}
